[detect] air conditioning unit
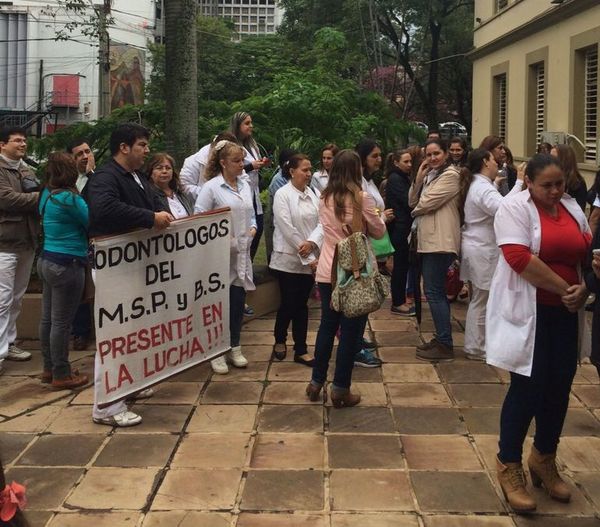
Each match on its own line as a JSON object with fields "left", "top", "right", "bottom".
{"left": 540, "top": 131, "right": 567, "bottom": 145}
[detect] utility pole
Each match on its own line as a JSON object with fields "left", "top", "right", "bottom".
{"left": 36, "top": 60, "right": 44, "bottom": 137}
{"left": 98, "top": 0, "right": 111, "bottom": 117}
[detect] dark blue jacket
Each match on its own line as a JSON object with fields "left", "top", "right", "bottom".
{"left": 84, "top": 159, "right": 165, "bottom": 237}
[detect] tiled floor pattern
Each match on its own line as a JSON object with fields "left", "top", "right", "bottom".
{"left": 1, "top": 299, "right": 600, "bottom": 526}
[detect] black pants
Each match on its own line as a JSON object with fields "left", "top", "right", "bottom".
{"left": 274, "top": 270, "right": 314, "bottom": 355}
{"left": 498, "top": 304, "right": 578, "bottom": 462}
{"left": 250, "top": 214, "right": 264, "bottom": 261}
{"left": 390, "top": 229, "right": 410, "bottom": 306}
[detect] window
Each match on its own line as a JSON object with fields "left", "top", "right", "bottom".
{"left": 495, "top": 0, "right": 508, "bottom": 12}
{"left": 584, "top": 46, "right": 598, "bottom": 163}
{"left": 535, "top": 63, "right": 545, "bottom": 146}
{"left": 494, "top": 74, "right": 507, "bottom": 141}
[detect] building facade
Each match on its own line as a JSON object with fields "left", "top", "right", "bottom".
{"left": 471, "top": 0, "right": 600, "bottom": 180}
{"left": 0, "top": 0, "right": 156, "bottom": 134}
{"left": 198, "top": 0, "right": 283, "bottom": 36}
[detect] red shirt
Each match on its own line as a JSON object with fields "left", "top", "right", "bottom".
{"left": 501, "top": 202, "right": 591, "bottom": 305}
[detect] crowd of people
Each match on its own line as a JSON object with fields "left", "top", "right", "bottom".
{"left": 0, "top": 117, "right": 599, "bottom": 515}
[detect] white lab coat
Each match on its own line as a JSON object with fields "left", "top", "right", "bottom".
{"left": 194, "top": 174, "right": 257, "bottom": 291}
{"left": 485, "top": 190, "right": 590, "bottom": 376}
{"left": 270, "top": 182, "right": 323, "bottom": 275}
{"left": 460, "top": 174, "right": 523, "bottom": 289}
{"left": 180, "top": 143, "right": 211, "bottom": 199}
{"left": 243, "top": 145, "right": 263, "bottom": 216}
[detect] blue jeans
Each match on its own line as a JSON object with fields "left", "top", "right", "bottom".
{"left": 230, "top": 285, "right": 246, "bottom": 347}
{"left": 421, "top": 252, "right": 455, "bottom": 347}
{"left": 38, "top": 257, "right": 85, "bottom": 379}
{"left": 311, "top": 283, "right": 366, "bottom": 390}
{"left": 498, "top": 305, "right": 578, "bottom": 462}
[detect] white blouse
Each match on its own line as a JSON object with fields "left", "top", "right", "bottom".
{"left": 310, "top": 170, "right": 329, "bottom": 195}
{"left": 194, "top": 174, "right": 257, "bottom": 291}
{"left": 362, "top": 177, "right": 385, "bottom": 213}
{"left": 270, "top": 182, "right": 323, "bottom": 275}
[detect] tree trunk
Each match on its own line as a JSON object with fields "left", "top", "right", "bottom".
{"left": 164, "top": 0, "right": 198, "bottom": 167}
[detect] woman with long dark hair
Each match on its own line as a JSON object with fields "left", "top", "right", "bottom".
{"left": 488, "top": 154, "right": 590, "bottom": 513}
{"left": 459, "top": 149, "right": 524, "bottom": 361}
{"left": 480, "top": 135, "right": 516, "bottom": 194}
{"left": 307, "top": 150, "right": 385, "bottom": 407}
{"left": 353, "top": 139, "right": 393, "bottom": 367}
{"left": 550, "top": 144, "right": 587, "bottom": 211}
{"left": 409, "top": 139, "right": 461, "bottom": 361}
{"left": 229, "top": 112, "right": 270, "bottom": 261}
{"left": 385, "top": 149, "right": 414, "bottom": 315}
{"left": 38, "top": 152, "right": 89, "bottom": 390}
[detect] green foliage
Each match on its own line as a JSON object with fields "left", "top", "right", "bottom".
{"left": 32, "top": 9, "right": 425, "bottom": 168}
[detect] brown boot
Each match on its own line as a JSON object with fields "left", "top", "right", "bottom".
{"left": 330, "top": 388, "right": 361, "bottom": 408}
{"left": 305, "top": 383, "right": 327, "bottom": 402}
{"left": 496, "top": 457, "right": 536, "bottom": 513}
{"left": 527, "top": 446, "right": 571, "bottom": 502}
{"left": 51, "top": 373, "right": 89, "bottom": 391}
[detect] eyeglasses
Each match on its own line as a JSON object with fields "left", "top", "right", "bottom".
{"left": 8, "top": 138, "right": 27, "bottom": 144}
{"left": 154, "top": 165, "right": 173, "bottom": 171}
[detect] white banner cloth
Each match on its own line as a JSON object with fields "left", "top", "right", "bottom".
{"left": 92, "top": 210, "right": 231, "bottom": 405}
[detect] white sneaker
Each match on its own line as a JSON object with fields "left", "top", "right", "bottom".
{"left": 227, "top": 346, "right": 248, "bottom": 368}
{"left": 211, "top": 355, "right": 229, "bottom": 374}
{"left": 126, "top": 387, "right": 154, "bottom": 401}
{"left": 93, "top": 410, "right": 142, "bottom": 427}
{"left": 465, "top": 353, "right": 486, "bottom": 362}
{"left": 7, "top": 344, "right": 31, "bottom": 362}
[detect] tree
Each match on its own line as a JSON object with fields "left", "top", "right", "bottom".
{"left": 278, "top": 0, "right": 474, "bottom": 130}
{"left": 164, "top": 0, "right": 198, "bottom": 166}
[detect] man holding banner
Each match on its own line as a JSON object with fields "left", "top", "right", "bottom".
{"left": 85, "top": 123, "right": 174, "bottom": 427}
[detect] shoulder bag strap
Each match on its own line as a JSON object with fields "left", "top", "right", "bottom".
{"left": 350, "top": 188, "right": 363, "bottom": 234}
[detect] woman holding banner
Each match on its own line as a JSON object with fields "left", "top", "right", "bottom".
{"left": 194, "top": 140, "right": 255, "bottom": 374}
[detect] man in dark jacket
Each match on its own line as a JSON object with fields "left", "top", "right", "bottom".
{"left": 0, "top": 127, "right": 38, "bottom": 373}
{"left": 85, "top": 123, "right": 173, "bottom": 427}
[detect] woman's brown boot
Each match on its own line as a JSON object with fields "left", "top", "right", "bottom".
{"left": 305, "top": 383, "right": 326, "bottom": 402}
{"left": 496, "top": 457, "right": 536, "bottom": 513}
{"left": 527, "top": 446, "right": 571, "bottom": 502}
{"left": 330, "top": 389, "right": 361, "bottom": 408}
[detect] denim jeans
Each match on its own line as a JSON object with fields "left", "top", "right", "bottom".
{"left": 273, "top": 270, "right": 314, "bottom": 355}
{"left": 38, "top": 257, "right": 85, "bottom": 379}
{"left": 312, "top": 283, "right": 366, "bottom": 390}
{"left": 498, "top": 304, "right": 578, "bottom": 462}
{"left": 230, "top": 285, "right": 246, "bottom": 347}
{"left": 421, "top": 252, "right": 456, "bottom": 347}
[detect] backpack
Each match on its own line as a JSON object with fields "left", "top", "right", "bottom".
{"left": 330, "top": 190, "right": 389, "bottom": 318}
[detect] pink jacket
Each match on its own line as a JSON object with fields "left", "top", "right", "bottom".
{"left": 316, "top": 191, "right": 386, "bottom": 284}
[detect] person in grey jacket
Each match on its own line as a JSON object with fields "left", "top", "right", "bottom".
{"left": 0, "top": 126, "right": 39, "bottom": 371}
{"left": 146, "top": 153, "right": 195, "bottom": 218}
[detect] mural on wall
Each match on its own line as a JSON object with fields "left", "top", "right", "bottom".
{"left": 110, "top": 43, "right": 145, "bottom": 110}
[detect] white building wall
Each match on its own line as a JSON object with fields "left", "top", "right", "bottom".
{"left": 0, "top": 0, "right": 155, "bottom": 126}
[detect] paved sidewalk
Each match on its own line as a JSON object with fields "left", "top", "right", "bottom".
{"left": 1, "top": 299, "right": 599, "bottom": 526}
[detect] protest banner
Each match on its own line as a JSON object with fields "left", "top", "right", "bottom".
{"left": 92, "top": 210, "right": 231, "bottom": 406}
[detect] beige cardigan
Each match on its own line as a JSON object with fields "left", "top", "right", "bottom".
{"left": 409, "top": 165, "right": 461, "bottom": 254}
